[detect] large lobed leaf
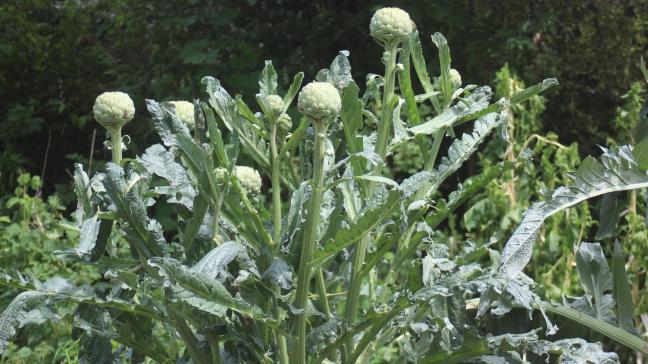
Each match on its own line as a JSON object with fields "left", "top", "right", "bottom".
{"left": 500, "top": 145, "right": 648, "bottom": 276}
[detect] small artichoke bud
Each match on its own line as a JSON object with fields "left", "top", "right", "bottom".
{"left": 277, "top": 113, "right": 292, "bottom": 133}
{"left": 297, "top": 82, "right": 341, "bottom": 121}
{"left": 449, "top": 69, "right": 462, "bottom": 89}
{"left": 234, "top": 165, "right": 262, "bottom": 195}
{"left": 370, "top": 7, "right": 414, "bottom": 45}
{"left": 214, "top": 167, "right": 228, "bottom": 183}
{"left": 93, "top": 91, "right": 135, "bottom": 131}
{"left": 169, "top": 100, "right": 195, "bottom": 128}
{"left": 266, "top": 95, "right": 284, "bottom": 117}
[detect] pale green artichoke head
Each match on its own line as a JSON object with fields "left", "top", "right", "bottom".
{"left": 369, "top": 7, "right": 414, "bottom": 45}
{"left": 297, "top": 82, "right": 341, "bottom": 121}
{"left": 93, "top": 91, "right": 135, "bottom": 131}
{"left": 169, "top": 100, "right": 195, "bottom": 128}
{"left": 234, "top": 166, "right": 262, "bottom": 195}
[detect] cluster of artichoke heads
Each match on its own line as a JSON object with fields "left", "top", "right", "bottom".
{"left": 91, "top": 7, "right": 458, "bottom": 195}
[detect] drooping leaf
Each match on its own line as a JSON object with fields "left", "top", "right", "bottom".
{"left": 500, "top": 146, "right": 648, "bottom": 276}
{"left": 192, "top": 241, "right": 259, "bottom": 282}
{"left": 0, "top": 291, "right": 51, "bottom": 353}
{"left": 596, "top": 193, "right": 625, "bottom": 240}
{"left": 611, "top": 240, "right": 636, "bottom": 333}
{"left": 149, "top": 257, "right": 267, "bottom": 320}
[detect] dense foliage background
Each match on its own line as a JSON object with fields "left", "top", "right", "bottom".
{"left": 2, "top": 0, "right": 648, "bottom": 196}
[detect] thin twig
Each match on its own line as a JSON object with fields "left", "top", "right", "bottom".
{"left": 37, "top": 129, "right": 53, "bottom": 197}
{"left": 88, "top": 128, "right": 97, "bottom": 175}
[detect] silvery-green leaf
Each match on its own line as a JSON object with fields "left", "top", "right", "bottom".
{"left": 500, "top": 146, "right": 648, "bottom": 276}
{"left": 138, "top": 144, "right": 196, "bottom": 210}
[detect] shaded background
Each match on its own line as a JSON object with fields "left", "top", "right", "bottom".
{"left": 2, "top": 0, "right": 648, "bottom": 198}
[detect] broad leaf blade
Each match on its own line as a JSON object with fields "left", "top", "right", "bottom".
{"left": 500, "top": 146, "right": 648, "bottom": 276}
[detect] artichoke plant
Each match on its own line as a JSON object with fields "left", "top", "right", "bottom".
{"left": 2, "top": 7, "right": 648, "bottom": 364}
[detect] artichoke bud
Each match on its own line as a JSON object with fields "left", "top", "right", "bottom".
{"left": 266, "top": 94, "right": 284, "bottom": 119}
{"left": 234, "top": 166, "right": 262, "bottom": 195}
{"left": 169, "top": 100, "right": 195, "bottom": 128}
{"left": 214, "top": 167, "right": 228, "bottom": 184}
{"left": 449, "top": 69, "right": 462, "bottom": 90}
{"left": 277, "top": 113, "right": 293, "bottom": 134}
{"left": 93, "top": 91, "right": 135, "bottom": 131}
{"left": 370, "top": 7, "right": 415, "bottom": 45}
{"left": 297, "top": 81, "right": 341, "bottom": 122}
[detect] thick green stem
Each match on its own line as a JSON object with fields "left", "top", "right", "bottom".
{"left": 270, "top": 123, "right": 289, "bottom": 364}
{"left": 294, "top": 120, "right": 328, "bottom": 364}
{"left": 374, "top": 42, "right": 399, "bottom": 160}
{"left": 110, "top": 127, "right": 122, "bottom": 165}
{"left": 271, "top": 125, "right": 282, "bottom": 244}
{"left": 345, "top": 41, "right": 399, "bottom": 357}
{"left": 316, "top": 269, "right": 332, "bottom": 318}
{"left": 167, "top": 306, "right": 210, "bottom": 364}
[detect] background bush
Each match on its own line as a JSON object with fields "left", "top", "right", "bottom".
{"left": 2, "top": 0, "right": 648, "bottom": 196}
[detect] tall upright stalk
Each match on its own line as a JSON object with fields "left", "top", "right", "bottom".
{"left": 269, "top": 122, "right": 289, "bottom": 364}
{"left": 294, "top": 120, "right": 328, "bottom": 364}
{"left": 373, "top": 43, "right": 399, "bottom": 159}
{"left": 345, "top": 41, "right": 398, "bottom": 356}
{"left": 270, "top": 125, "right": 282, "bottom": 245}
{"left": 110, "top": 128, "right": 122, "bottom": 165}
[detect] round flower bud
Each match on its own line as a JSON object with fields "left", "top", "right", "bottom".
{"left": 93, "top": 91, "right": 135, "bottom": 131}
{"left": 214, "top": 167, "right": 228, "bottom": 183}
{"left": 277, "top": 113, "right": 292, "bottom": 133}
{"left": 234, "top": 165, "right": 262, "bottom": 195}
{"left": 449, "top": 69, "right": 462, "bottom": 89}
{"left": 297, "top": 82, "right": 341, "bottom": 120}
{"left": 370, "top": 7, "right": 414, "bottom": 44}
{"left": 169, "top": 101, "right": 195, "bottom": 128}
{"left": 266, "top": 95, "right": 284, "bottom": 117}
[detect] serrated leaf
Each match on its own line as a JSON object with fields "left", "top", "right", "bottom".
{"left": 145, "top": 99, "right": 192, "bottom": 148}
{"left": 149, "top": 257, "right": 266, "bottom": 320}
{"left": 316, "top": 50, "right": 353, "bottom": 89}
{"left": 500, "top": 146, "right": 648, "bottom": 276}
{"left": 75, "top": 215, "right": 111, "bottom": 262}
{"left": 575, "top": 242, "right": 614, "bottom": 323}
{"left": 138, "top": 144, "right": 196, "bottom": 210}
{"left": 262, "top": 259, "right": 293, "bottom": 290}
{"left": 202, "top": 76, "right": 271, "bottom": 171}
{"left": 412, "top": 112, "right": 505, "bottom": 198}
{"left": 192, "top": 241, "right": 258, "bottom": 282}
{"left": 282, "top": 72, "right": 304, "bottom": 114}
{"left": 0, "top": 291, "right": 52, "bottom": 353}
{"left": 310, "top": 190, "right": 401, "bottom": 266}
{"left": 103, "top": 163, "right": 166, "bottom": 258}
{"left": 408, "top": 86, "right": 493, "bottom": 136}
